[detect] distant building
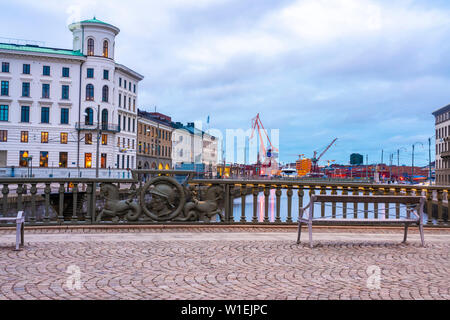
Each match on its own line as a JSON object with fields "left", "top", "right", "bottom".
{"left": 432, "top": 104, "right": 450, "bottom": 185}
{"left": 171, "top": 122, "right": 218, "bottom": 175}
{"left": 350, "top": 153, "right": 364, "bottom": 165}
{"left": 136, "top": 109, "right": 172, "bottom": 170}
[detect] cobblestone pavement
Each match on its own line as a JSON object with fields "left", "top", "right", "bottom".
{"left": 0, "top": 226, "right": 449, "bottom": 300}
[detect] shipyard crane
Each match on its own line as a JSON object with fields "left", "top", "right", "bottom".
{"left": 250, "top": 113, "right": 279, "bottom": 175}
{"left": 311, "top": 138, "right": 338, "bottom": 173}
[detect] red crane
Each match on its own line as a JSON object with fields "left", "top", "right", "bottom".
{"left": 311, "top": 138, "right": 337, "bottom": 173}
{"left": 250, "top": 113, "right": 279, "bottom": 175}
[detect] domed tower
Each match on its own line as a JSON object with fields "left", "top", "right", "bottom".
{"left": 68, "top": 17, "right": 120, "bottom": 59}
{"left": 69, "top": 18, "right": 121, "bottom": 170}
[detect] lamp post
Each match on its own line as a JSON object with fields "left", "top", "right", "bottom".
{"left": 22, "top": 151, "right": 32, "bottom": 177}
{"left": 84, "top": 104, "right": 101, "bottom": 178}
{"left": 411, "top": 142, "right": 423, "bottom": 184}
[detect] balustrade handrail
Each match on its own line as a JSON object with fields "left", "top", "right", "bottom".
{"left": 0, "top": 171, "right": 448, "bottom": 227}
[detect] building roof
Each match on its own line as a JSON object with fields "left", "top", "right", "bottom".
{"left": 0, "top": 42, "right": 84, "bottom": 57}
{"left": 80, "top": 17, "right": 111, "bottom": 25}
{"left": 432, "top": 104, "right": 450, "bottom": 117}
{"left": 69, "top": 17, "right": 120, "bottom": 35}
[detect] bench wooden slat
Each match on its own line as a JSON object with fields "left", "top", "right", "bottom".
{"left": 312, "top": 195, "right": 424, "bottom": 204}
{"left": 312, "top": 218, "right": 418, "bottom": 223}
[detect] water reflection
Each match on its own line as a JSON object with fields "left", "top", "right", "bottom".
{"left": 233, "top": 189, "right": 431, "bottom": 223}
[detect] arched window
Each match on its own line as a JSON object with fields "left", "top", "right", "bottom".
{"left": 101, "top": 109, "right": 108, "bottom": 130}
{"left": 86, "top": 84, "right": 94, "bottom": 101}
{"left": 102, "top": 85, "right": 109, "bottom": 102}
{"left": 85, "top": 108, "right": 93, "bottom": 125}
{"left": 103, "top": 40, "right": 109, "bottom": 57}
{"left": 87, "top": 38, "right": 94, "bottom": 56}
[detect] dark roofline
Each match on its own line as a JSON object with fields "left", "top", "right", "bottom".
{"left": 432, "top": 104, "right": 450, "bottom": 117}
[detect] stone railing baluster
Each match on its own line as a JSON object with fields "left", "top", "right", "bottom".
{"left": 363, "top": 187, "right": 369, "bottom": 219}
{"left": 384, "top": 186, "right": 390, "bottom": 219}
{"left": 85, "top": 183, "right": 92, "bottom": 223}
{"left": 275, "top": 186, "right": 282, "bottom": 223}
{"left": 426, "top": 188, "right": 433, "bottom": 225}
{"left": 352, "top": 186, "right": 359, "bottom": 219}
{"left": 331, "top": 186, "right": 337, "bottom": 219}
{"left": 2, "top": 184, "right": 9, "bottom": 217}
{"left": 252, "top": 185, "right": 258, "bottom": 223}
{"left": 17, "top": 183, "right": 23, "bottom": 213}
{"left": 437, "top": 189, "right": 444, "bottom": 226}
{"left": 342, "top": 186, "right": 348, "bottom": 219}
{"left": 72, "top": 182, "right": 78, "bottom": 222}
{"left": 240, "top": 184, "right": 247, "bottom": 223}
{"left": 373, "top": 187, "right": 379, "bottom": 219}
{"left": 394, "top": 187, "right": 401, "bottom": 219}
{"left": 264, "top": 186, "right": 270, "bottom": 223}
{"left": 44, "top": 183, "right": 51, "bottom": 223}
{"left": 30, "top": 183, "right": 37, "bottom": 223}
{"left": 58, "top": 183, "right": 65, "bottom": 223}
{"left": 320, "top": 186, "right": 326, "bottom": 218}
{"left": 298, "top": 186, "right": 304, "bottom": 221}
{"left": 286, "top": 186, "right": 293, "bottom": 223}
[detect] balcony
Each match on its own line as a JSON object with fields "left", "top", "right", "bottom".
{"left": 75, "top": 122, "right": 120, "bottom": 133}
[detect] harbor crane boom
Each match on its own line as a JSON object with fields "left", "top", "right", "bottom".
{"left": 311, "top": 138, "right": 338, "bottom": 173}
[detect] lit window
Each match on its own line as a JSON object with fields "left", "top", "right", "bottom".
{"left": 85, "top": 133, "right": 92, "bottom": 144}
{"left": 85, "top": 153, "right": 92, "bottom": 168}
{"left": 103, "top": 40, "right": 108, "bottom": 57}
{"left": 0, "top": 130, "right": 7, "bottom": 142}
{"left": 102, "top": 134, "right": 108, "bottom": 145}
{"left": 39, "top": 151, "right": 48, "bottom": 167}
{"left": 21, "top": 131, "right": 28, "bottom": 143}
{"left": 87, "top": 38, "right": 94, "bottom": 56}
{"left": 60, "top": 132, "right": 68, "bottom": 144}
{"left": 41, "top": 132, "right": 48, "bottom": 143}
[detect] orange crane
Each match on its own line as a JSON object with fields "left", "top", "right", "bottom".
{"left": 250, "top": 113, "right": 279, "bottom": 175}
{"left": 311, "top": 138, "right": 337, "bottom": 173}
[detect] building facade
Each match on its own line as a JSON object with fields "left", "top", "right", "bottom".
{"left": 137, "top": 110, "right": 172, "bottom": 170}
{"left": 0, "top": 18, "right": 143, "bottom": 172}
{"left": 432, "top": 104, "right": 450, "bottom": 185}
{"left": 171, "top": 122, "right": 218, "bottom": 174}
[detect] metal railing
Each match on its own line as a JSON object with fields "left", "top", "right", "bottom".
{"left": 0, "top": 171, "right": 448, "bottom": 226}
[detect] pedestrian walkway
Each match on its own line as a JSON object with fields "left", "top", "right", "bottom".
{"left": 0, "top": 226, "right": 449, "bottom": 300}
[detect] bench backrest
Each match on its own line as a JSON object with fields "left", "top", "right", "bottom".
{"left": 311, "top": 195, "right": 425, "bottom": 204}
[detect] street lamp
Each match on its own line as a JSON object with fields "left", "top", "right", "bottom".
{"left": 411, "top": 142, "right": 423, "bottom": 184}
{"left": 22, "top": 151, "right": 33, "bottom": 177}
{"left": 84, "top": 104, "right": 101, "bottom": 178}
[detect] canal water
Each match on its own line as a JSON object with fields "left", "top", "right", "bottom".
{"left": 231, "top": 189, "right": 433, "bottom": 223}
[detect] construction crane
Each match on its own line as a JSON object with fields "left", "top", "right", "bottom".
{"left": 311, "top": 138, "right": 338, "bottom": 173}
{"left": 250, "top": 113, "right": 279, "bottom": 175}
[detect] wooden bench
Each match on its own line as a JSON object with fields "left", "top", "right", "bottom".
{"left": 0, "top": 211, "right": 25, "bottom": 251}
{"left": 297, "top": 195, "right": 425, "bottom": 248}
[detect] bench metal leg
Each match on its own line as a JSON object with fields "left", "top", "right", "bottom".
{"left": 15, "top": 222, "right": 21, "bottom": 251}
{"left": 419, "top": 223, "right": 425, "bottom": 247}
{"left": 297, "top": 220, "right": 302, "bottom": 244}
{"left": 308, "top": 222, "right": 313, "bottom": 248}
{"left": 21, "top": 223, "right": 24, "bottom": 247}
{"left": 403, "top": 223, "right": 409, "bottom": 243}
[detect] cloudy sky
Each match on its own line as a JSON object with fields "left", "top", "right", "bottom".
{"left": 1, "top": 0, "right": 448, "bottom": 167}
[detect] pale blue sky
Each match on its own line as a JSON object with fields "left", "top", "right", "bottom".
{"left": 1, "top": 0, "right": 448, "bottom": 166}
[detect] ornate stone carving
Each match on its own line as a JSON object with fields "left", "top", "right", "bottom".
{"left": 176, "top": 185, "right": 225, "bottom": 222}
{"left": 96, "top": 183, "right": 141, "bottom": 222}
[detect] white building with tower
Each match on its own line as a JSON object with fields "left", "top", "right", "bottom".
{"left": 0, "top": 18, "right": 143, "bottom": 175}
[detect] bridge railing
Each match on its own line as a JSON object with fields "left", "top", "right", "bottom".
{"left": 0, "top": 172, "right": 448, "bottom": 226}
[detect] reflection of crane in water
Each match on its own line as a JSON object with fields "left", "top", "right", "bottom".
{"left": 250, "top": 113, "right": 279, "bottom": 176}
{"left": 311, "top": 138, "right": 338, "bottom": 173}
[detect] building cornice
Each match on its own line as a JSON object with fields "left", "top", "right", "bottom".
{"left": 115, "top": 63, "right": 144, "bottom": 81}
